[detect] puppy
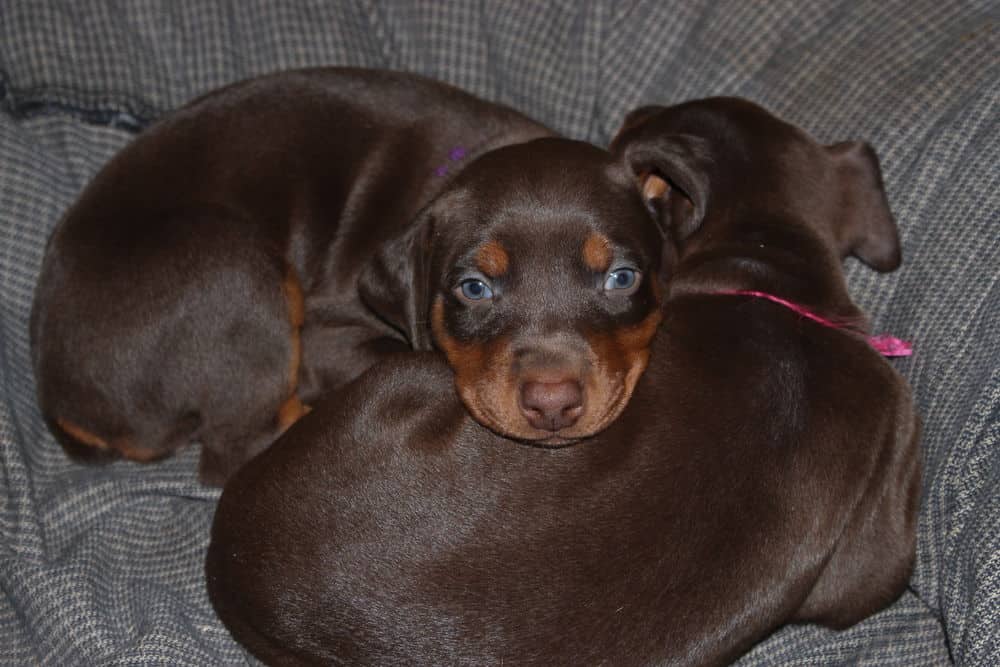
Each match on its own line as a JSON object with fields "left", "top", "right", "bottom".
{"left": 362, "top": 137, "right": 668, "bottom": 447}
{"left": 29, "top": 67, "right": 551, "bottom": 485}
{"left": 206, "top": 98, "right": 920, "bottom": 666}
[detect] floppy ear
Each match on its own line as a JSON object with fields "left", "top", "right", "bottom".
{"left": 358, "top": 211, "right": 435, "bottom": 351}
{"left": 827, "top": 141, "right": 901, "bottom": 272}
{"left": 617, "top": 134, "right": 712, "bottom": 243}
{"left": 609, "top": 105, "right": 666, "bottom": 148}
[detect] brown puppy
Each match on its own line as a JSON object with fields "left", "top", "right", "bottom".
{"left": 206, "top": 99, "right": 920, "bottom": 666}
{"left": 30, "top": 67, "right": 551, "bottom": 485}
{"left": 363, "top": 137, "right": 667, "bottom": 447}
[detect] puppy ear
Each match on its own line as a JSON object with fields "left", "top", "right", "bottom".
{"left": 827, "top": 141, "right": 901, "bottom": 272}
{"left": 609, "top": 105, "right": 666, "bottom": 148}
{"left": 358, "top": 211, "right": 435, "bottom": 351}
{"left": 617, "top": 134, "right": 712, "bottom": 242}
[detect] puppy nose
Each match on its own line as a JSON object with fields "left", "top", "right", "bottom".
{"left": 519, "top": 380, "right": 584, "bottom": 432}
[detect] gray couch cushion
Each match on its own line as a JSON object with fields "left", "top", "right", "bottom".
{"left": 1, "top": 1, "right": 996, "bottom": 664}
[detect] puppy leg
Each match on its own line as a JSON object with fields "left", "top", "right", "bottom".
{"left": 196, "top": 266, "right": 312, "bottom": 486}
{"left": 34, "top": 206, "right": 303, "bottom": 485}
{"left": 198, "top": 367, "right": 311, "bottom": 486}
{"left": 793, "top": 408, "right": 921, "bottom": 628}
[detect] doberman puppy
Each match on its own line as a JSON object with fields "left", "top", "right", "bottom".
{"left": 362, "top": 137, "right": 667, "bottom": 448}
{"left": 29, "top": 67, "right": 551, "bottom": 485}
{"left": 206, "top": 98, "right": 921, "bottom": 666}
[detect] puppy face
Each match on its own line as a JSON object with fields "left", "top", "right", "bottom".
{"left": 363, "top": 138, "right": 668, "bottom": 444}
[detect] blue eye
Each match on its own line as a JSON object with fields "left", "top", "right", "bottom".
{"left": 604, "top": 268, "right": 639, "bottom": 292}
{"left": 458, "top": 278, "right": 494, "bottom": 301}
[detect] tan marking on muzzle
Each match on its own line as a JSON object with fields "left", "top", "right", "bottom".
{"left": 432, "top": 283, "right": 664, "bottom": 443}
{"left": 431, "top": 298, "right": 522, "bottom": 435}
{"left": 580, "top": 273, "right": 663, "bottom": 433}
{"left": 584, "top": 307, "right": 662, "bottom": 416}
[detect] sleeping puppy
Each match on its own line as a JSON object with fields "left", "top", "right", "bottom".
{"left": 29, "top": 67, "right": 551, "bottom": 485}
{"left": 206, "top": 98, "right": 921, "bottom": 666}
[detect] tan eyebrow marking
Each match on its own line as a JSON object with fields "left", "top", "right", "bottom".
{"left": 582, "top": 232, "right": 613, "bottom": 272}
{"left": 475, "top": 240, "right": 510, "bottom": 277}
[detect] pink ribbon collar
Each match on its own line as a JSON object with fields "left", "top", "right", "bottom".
{"left": 717, "top": 290, "right": 913, "bottom": 358}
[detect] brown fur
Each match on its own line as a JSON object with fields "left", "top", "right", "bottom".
{"left": 207, "top": 98, "right": 920, "bottom": 666}
{"left": 30, "top": 67, "right": 551, "bottom": 485}
{"left": 362, "top": 138, "right": 670, "bottom": 445}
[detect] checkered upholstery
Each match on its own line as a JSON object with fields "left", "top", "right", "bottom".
{"left": 1, "top": 1, "right": 996, "bottom": 664}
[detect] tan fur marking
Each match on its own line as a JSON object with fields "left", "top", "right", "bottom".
{"left": 282, "top": 266, "right": 305, "bottom": 392}
{"left": 581, "top": 306, "right": 661, "bottom": 429}
{"left": 432, "top": 298, "right": 486, "bottom": 380}
{"left": 432, "top": 287, "right": 663, "bottom": 442}
{"left": 614, "top": 274, "right": 664, "bottom": 356}
{"left": 283, "top": 267, "right": 306, "bottom": 329}
{"left": 56, "top": 418, "right": 110, "bottom": 450}
{"left": 614, "top": 308, "right": 663, "bottom": 364}
{"left": 58, "top": 418, "right": 166, "bottom": 461}
{"left": 581, "top": 273, "right": 663, "bottom": 433}
{"left": 642, "top": 173, "right": 670, "bottom": 200}
{"left": 277, "top": 265, "right": 309, "bottom": 432}
{"left": 582, "top": 232, "right": 613, "bottom": 273}
{"left": 432, "top": 298, "right": 522, "bottom": 433}
{"left": 288, "top": 332, "right": 302, "bottom": 394}
{"left": 475, "top": 240, "right": 510, "bottom": 278}
{"left": 277, "top": 395, "right": 310, "bottom": 433}
{"left": 116, "top": 441, "right": 163, "bottom": 462}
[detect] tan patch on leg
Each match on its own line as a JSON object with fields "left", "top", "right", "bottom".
{"left": 282, "top": 266, "right": 305, "bottom": 329}
{"left": 116, "top": 440, "right": 164, "bottom": 462}
{"left": 475, "top": 240, "right": 509, "bottom": 278}
{"left": 277, "top": 266, "right": 309, "bottom": 433}
{"left": 582, "top": 232, "right": 613, "bottom": 273}
{"left": 56, "top": 418, "right": 110, "bottom": 450}
{"left": 277, "top": 395, "right": 310, "bottom": 433}
{"left": 58, "top": 418, "right": 163, "bottom": 461}
{"left": 282, "top": 266, "right": 305, "bottom": 393}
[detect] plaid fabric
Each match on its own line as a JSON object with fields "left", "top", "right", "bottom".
{"left": 1, "top": 1, "right": 997, "bottom": 664}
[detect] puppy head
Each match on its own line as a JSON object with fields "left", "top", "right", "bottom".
{"left": 361, "top": 138, "right": 668, "bottom": 445}
{"left": 610, "top": 98, "right": 901, "bottom": 278}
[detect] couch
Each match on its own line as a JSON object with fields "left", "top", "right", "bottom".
{"left": 1, "top": 1, "right": 996, "bottom": 664}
